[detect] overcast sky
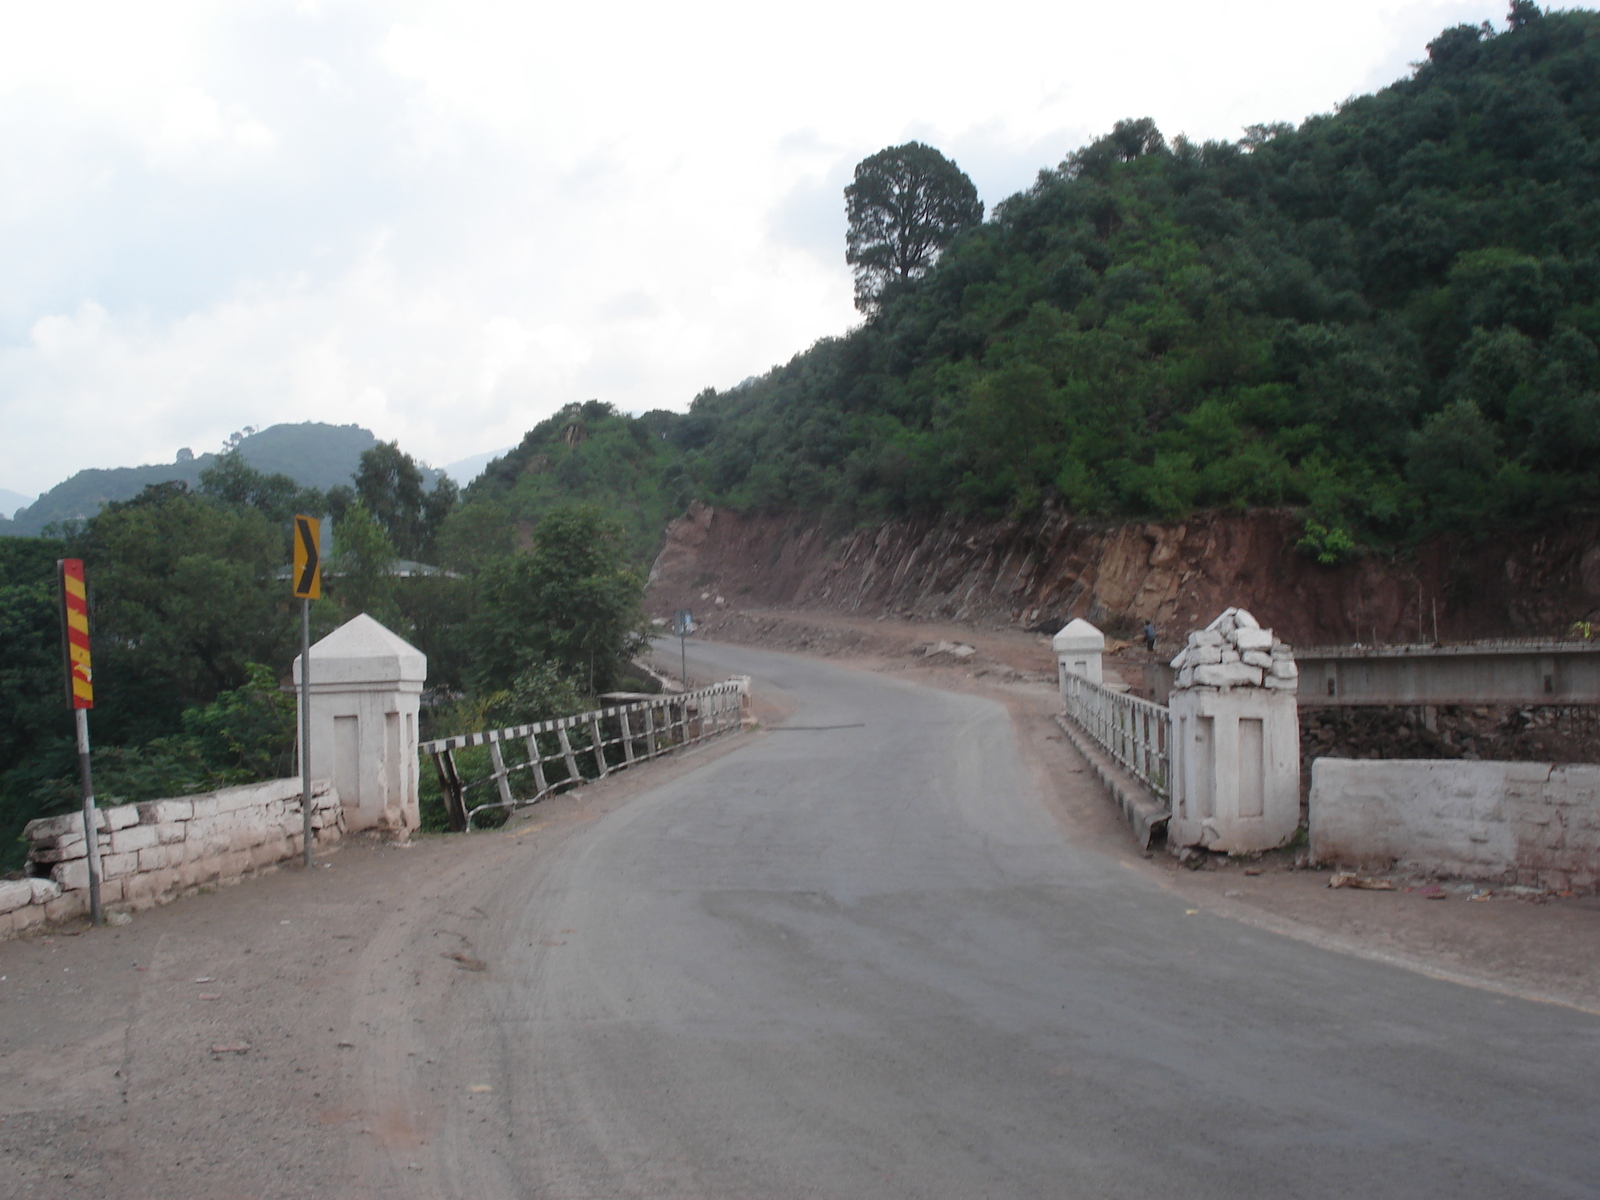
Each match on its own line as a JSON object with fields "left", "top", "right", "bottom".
{"left": 0, "top": 0, "right": 1534, "bottom": 496}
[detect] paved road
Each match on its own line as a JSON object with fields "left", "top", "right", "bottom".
{"left": 409, "top": 642, "right": 1600, "bottom": 1198}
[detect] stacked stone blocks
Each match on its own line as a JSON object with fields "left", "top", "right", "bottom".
{"left": 1167, "top": 606, "right": 1299, "bottom": 691}
{"left": 1, "top": 777, "right": 343, "bottom": 937}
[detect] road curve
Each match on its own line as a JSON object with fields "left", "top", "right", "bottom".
{"left": 389, "top": 641, "right": 1600, "bottom": 1199}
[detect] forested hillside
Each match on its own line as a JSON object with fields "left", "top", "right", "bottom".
{"left": 644, "top": 5, "right": 1600, "bottom": 549}
{"left": 453, "top": 401, "right": 690, "bottom": 567}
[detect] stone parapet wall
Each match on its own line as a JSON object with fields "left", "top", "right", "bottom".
{"left": 1309, "top": 758, "right": 1600, "bottom": 892}
{"left": 1, "top": 778, "right": 343, "bottom": 937}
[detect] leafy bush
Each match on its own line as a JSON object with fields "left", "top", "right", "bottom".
{"left": 1297, "top": 520, "right": 1357, "bottom": 565}
{"left": 179, "top": 662, "right": 297, "bottom": 781}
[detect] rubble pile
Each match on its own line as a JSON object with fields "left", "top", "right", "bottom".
{"left": 1170, "top": 607, "right": 1298, "bottom": 692}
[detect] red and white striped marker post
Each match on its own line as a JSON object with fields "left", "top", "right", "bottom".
{"left": 58, "top": 559, "right": 102, "bottom": 926}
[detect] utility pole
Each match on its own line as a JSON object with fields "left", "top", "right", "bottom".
{"left": 300, "top": 598, "right": 312, "bottom": 866}
{"left": 674, "top": 609, "right": 694, "bottom": 687}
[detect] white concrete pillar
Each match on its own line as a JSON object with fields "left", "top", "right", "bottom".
{"left": 1168, "top": 685, "right": 1300, "bottom": 851}
{"left": 293, "top": 614, "right": 427, "bottom": 833}
{"left": 1053, "top": 618, "right": 1106, "bottom": 697}
{"left": 1166, "top": 607, "right": 1301, "bottom": 852}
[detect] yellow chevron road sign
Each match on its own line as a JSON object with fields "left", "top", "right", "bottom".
{"left": 293, "top": 515, "right": 321, "bottom": 599}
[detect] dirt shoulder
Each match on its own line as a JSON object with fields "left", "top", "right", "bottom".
{"left": 0, "top": 725, "right": 765, "bottom": 1200}
{"left": 691, "top": 606, "right": 1600, "bottom": 1017}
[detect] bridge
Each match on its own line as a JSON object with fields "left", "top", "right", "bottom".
{"left": 1150, "top": 638, "right": 1600, "bottom": 707}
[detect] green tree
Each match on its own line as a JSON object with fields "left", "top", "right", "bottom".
{"left": 422, "top": 475, "right": 460, "bottom": 557}
{"left": 482, "top": 661, "right": 590, "bottom": 729}
{"left": 179, "top": 661, "right": 297, "bottom": 780}
{"left": 353, "top": 441, "right": 456, "bottom": 559}
{"left": 435, "top": 498, "right": 516, "bottom": 572}
{"left": 1062, "top": 117, "right": 1168, "bottom": 178}
{"left": 0, "top": 539, "right": 75, "bottom": 869}
{"left": 1, "top": 503, "right": 315, "bottom": 865}
{"left": 394, "top": 573, "right": 474, "bottom": 692}
{"left": 78, "top": 482, "right": 290, "bottom": 745}
{"left": 466, "top": 507, "right": 647, "bottom": 694}
{"left": 1507, "top": 1, "right": 1542, "bottom": 31}
{"left": 24, "top": 664, "right": 299, "bottom": 815}
{"left": 198, "top": 450, "right": 326, "bottom": 528}
{"left": 331, "top": 501, "right": 400, "bottom": 625}
{"left": 1407, "top": 400, "right": 1502, "bottom": 526}
{"left": 846, "top": 142, "right": 983, "bottom": 313}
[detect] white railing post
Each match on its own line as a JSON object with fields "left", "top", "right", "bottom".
{"left": 590, "top": 716, "right": 607, "bottom": 776}
{"left": 487, "top": 739, "right": 513, "bottom": 808}
{"left": 557, "top": 724, "right": 580, "bottom": 782}
{"left": 620, "top": 710, "right": 636, "bottom": 764}
{"left": 525, "top": 734, "right": 549, "bottom": 796}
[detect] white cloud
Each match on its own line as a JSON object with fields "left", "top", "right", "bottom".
{"left": 0, "top": 0, "right": 1524, "bottom": 494}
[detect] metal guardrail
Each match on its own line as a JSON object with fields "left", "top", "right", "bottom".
{"left": 1292, "top": 641, "right": 1600, "bottom": 707}
{"left": 1061, "top": 673, "right": 1171, "bottom": 802}
{"left": 420, "top": 678, "right": 749, "bottom": 830}
{"left": 1295, "top": 638, "right": 1600, "bottom": 659}
{"left": 1150, "top": 638, "right": 1600, "bottom": 706}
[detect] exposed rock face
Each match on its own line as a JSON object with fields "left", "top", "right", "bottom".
{"left": 647, "top": 504, "right": 1600, "bottom": 645}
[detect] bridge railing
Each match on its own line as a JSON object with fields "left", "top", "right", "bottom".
{"left": 419, "top": 678, "right": 749, "bottom": 830}
{"left": 1061, "top": 672, "right": 1171, "bottom": 802}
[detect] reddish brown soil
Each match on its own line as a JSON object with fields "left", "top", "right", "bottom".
{"left": 649, "top": 502, "right": 1600, "bottom": 647}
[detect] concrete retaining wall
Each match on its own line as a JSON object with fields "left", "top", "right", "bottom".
{"left": 1309, "top": 758, "right": 1600, "bottom": 892}
{"left": 2, "top": 778, "right": 344, "bottom": 937}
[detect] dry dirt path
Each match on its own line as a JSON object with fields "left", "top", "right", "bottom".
{"left": 0, "top": 725, "right": 764, "bottom": 1200}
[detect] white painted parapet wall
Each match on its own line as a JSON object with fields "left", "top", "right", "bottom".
{"left": 294, "top": 614, "right": 426, "bottom": 834}
{"left": 1167, "top": 608, "right": 1301, "bottom": 853}
{"left": 1310, "top": 758, "right": 1600, "bottom": 892}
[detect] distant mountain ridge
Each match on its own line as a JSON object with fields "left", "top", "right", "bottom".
{"left": 0, "top": 490, "right": 33, "bottom": 520}
{"left": 0, "top": 422, "right": 446, "bottom": 537}
{"left": 441, "top": 446, "right": 515, "bottom": 486}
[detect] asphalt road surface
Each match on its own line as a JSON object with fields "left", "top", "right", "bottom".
{"left": 363, "top": 640, "right": 1596, "bottom": 1199}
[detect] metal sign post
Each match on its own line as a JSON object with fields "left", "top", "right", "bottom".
{"left": 673, "top": 610, "right": 694, "bottom": 687}
{"left": 57, "top": 559, "right": 102, "bottom": 926}
{"left": 292, "top": 516, "right": 322, "bottom": 868}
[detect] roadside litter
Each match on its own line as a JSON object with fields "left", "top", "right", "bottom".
{"left": 1328, "top": 872, "right": 1397, "bottom": 890}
